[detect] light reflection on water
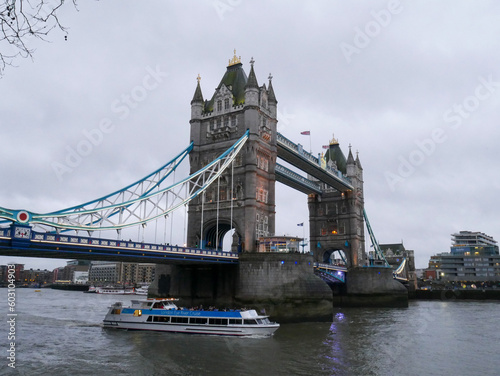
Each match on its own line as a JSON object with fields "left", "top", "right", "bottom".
{"left": 0, "top": 289, "right": 499, "bottom": 375}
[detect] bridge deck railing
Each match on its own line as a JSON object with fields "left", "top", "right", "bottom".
{"left": 314, "top": 262, "right": 347, "bottom": 283}
{"left": 0, "top": 227, "right": 239, "bottom": 260}
{"left": 314, "top": 262, "right": 348, "bottom": 272}
{"left": 275, "top": 164, "right": 322, "bottom": 193}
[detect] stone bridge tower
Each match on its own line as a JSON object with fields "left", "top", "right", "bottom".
{"left": 308, "top": 137, "right": 366, "bottom": 267}
{"left": 187, "top": 53, "right": 278, "bottom": 252}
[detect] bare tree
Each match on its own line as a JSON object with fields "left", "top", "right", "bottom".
{"left": 0, "top": 0, "right": 77, "bottom": 76}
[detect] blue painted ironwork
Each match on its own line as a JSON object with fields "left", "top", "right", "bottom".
{"left": 0, "top": 225, "right": 238, "bottom": 264}
{"left": 393, "top": 257, "right": 408, "bottom": 281}
{"left": 314, "top": 262, "right": 347, "bottom": 283}
{"left": 363, "top": 209, "right": 390, "bottom": 267}
{"left": 0, "top": 130, "right": 249, "bottom": 233}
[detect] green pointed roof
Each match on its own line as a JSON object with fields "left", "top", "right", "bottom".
{"left": 325, "top": 138, "right": 347, "bottom": 174}
{"left": 204, "top": 63, "right": 248, "bottom": 113}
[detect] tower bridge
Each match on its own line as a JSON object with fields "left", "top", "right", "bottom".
{"left": 0, "top": 52, "right": 408, "bottom": 318}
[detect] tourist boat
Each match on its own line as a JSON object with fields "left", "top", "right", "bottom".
{"left": 84, "top": 286, "right": 97, "bottom": 293}
{"left": 96, "top": 286, "right": 135, "bottom": 295}
{"left": 134, "top": 285, "right": 149, "bottom": 296}
{"left": 103, "top": 298, "right": 279, "bottom": 337}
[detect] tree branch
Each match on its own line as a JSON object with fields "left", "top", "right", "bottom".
{"left": 0, "top": 0, "right": 77, "bottom": 76}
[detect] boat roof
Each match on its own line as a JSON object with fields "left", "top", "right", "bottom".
{"left": 117, "top": 298, "right": 269, "bottom": 319}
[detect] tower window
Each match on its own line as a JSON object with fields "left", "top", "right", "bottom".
{"left": 219, "top": 187, "right": 227, "bottom": 201}
{"left": 224, "top": 98, "right": 230, "bottom": 109}
{"left": 217, "top": 100, "right": 222, "bottom": 112}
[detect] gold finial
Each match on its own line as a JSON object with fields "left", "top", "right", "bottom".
{"left": 197, "top": 74, "right": 201, "bottom": 83}
{"left": 330, "top": 133, "right": 339, "bottom": 145}
{"left": 228, "top": 49, "right": 242, "bottom": 66}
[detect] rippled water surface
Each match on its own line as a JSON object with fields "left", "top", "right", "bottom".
{"left": 1, "top": 289, "right": 499, "bottom": 375}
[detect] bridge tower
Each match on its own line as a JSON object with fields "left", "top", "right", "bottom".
{"left": 308, "top": 137, "right": 366, "bottom": 267}
{"left": 187, "top": 53, "right": 278, "bottom": 252}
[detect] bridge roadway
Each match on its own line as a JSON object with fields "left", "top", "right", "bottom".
{"left": 275, "top": 163, "right": 322, "bottom": 195}
{"left": 276, "top": 133, "right": 354, "bottom": 192}
{"left": 0, "top": 225, "right": 238, "bottom": 264}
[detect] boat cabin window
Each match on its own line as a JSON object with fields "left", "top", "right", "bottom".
{"left": 229, "top": 319, "right": 242, "bottom": 325}
{"left": 153, "top": 302, "right": 164, "bottom": 309}
{"left": 208, "top": 318, "right": 228, "bottom": 326}
{"left": 190, "top": 317, "right": 208, "bottom": 324}
{"left": 244, "top": 319, "right": 258, "bottom": 325}
{"left": 152, "top": 316, "right": 170, "bottom": 323}
{"left": 171, "top": 317, "right": 189, "bottom": 324}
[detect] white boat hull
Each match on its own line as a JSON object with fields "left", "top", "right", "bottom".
{"left": 103, "top": 299, "right": 279, "bottom": 337}
{"left": 103, "top": 319, "right": 278, "bottom": 336}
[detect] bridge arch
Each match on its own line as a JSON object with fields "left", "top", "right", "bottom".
{"left": 202, "top": 219, "right": 242, "bottom": 253}
{"left": 322, "top": 248, "right": 347, "bottom": 266}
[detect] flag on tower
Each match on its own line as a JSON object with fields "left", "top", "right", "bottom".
{"left": 300, "top": 131, "right": 310, "bottom": 135}
{"left": 322, "top": 145, "right": 329, "bottom": 149}
{"left": 297, "top": 223, "right": 304, "bottom": 226}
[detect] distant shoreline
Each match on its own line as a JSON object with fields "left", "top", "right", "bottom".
{"left": 48, "top": 284, "right": 89, "bottom": 292}
{"left": 412, "top": 289, "right": 500, "bottom": 300}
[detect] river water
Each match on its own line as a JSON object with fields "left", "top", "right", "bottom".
{"left": 1, "top": 288, "right": 499, "bottom": 376}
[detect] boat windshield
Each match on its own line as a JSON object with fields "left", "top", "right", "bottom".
{"left": 151, "top": 301, "right": 177, "bottom": 310}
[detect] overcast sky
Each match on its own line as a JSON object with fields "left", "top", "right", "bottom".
{"left": 1, "top": 0, "right": 500, "bottom": 270}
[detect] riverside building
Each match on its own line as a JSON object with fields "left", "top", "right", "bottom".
{"left": 425, "top": 231, "right": 500, "bottom": 282}
{"left": 88, "top": 261, "right": 155, "bottom": 285}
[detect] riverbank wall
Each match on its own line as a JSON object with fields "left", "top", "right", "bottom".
{"left": 332, "top": 267, "right": 409, "bottom": 308}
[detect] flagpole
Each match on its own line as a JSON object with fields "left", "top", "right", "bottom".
{"left": 300, "top": 130, "right": 312, "bottom": 153}
{"left": 302, "top": 226, "right": 306, "bottom": 253}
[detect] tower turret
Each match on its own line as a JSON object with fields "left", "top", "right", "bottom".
{"left": 244, "top": 57, "right": 259, "bottom": 107}
{"left": 355, "top": 151, "right": 363, "bottom": 182}
{"left": 189, "top": 74, "right": 205, "bottom": 145}
{"left": 346, "top": 145, "right": 356, "bottom": 173}
{"left": 267, "top": 74, "right": 277, "bottom": 118}
{"left": 191, "top": 74, "right": 204, "bottom": 119}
